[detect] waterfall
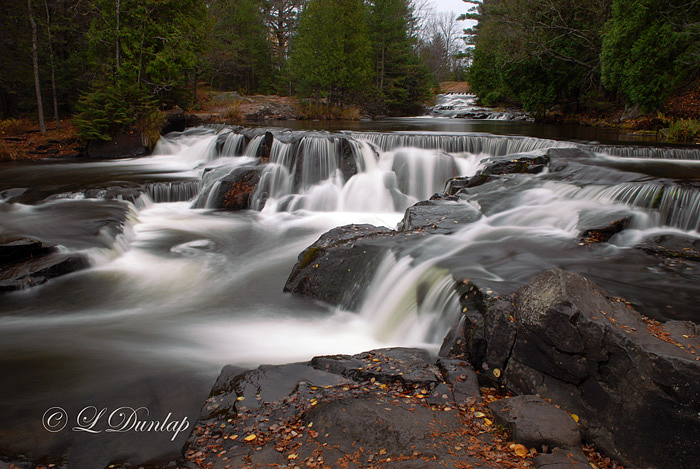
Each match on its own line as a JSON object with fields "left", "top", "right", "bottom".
{"left": 145, "top": 181, "right": 202, "bottom": 203}
{"left": 590, "top": 145, "right": 700, "bottom": 160}
{"left": 352, "top": 131, "right": 569, "bottom": 155}
{"left": 219, "top": 132, "right": 246, "bottom": 156}
{"left": 357, "top": 254, "right": 461, "bottom": 347}
{"left": 549, "top": 181, "right": 700, "bottom": 232}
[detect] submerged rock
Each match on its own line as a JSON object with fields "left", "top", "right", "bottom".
{"left": 441, "top": 268, "right": 700, "bottom": 469}
{"left": 577, "top": 210, "right": 632, "bottom": 244}
{"left": 636, "top": 233, "right": 700, "bottom": 261}
{"left": 0, "top": 237, "right": 91, "bottom": 292}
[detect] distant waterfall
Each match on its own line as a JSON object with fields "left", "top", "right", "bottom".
{"left": 351, "top": 132, "right": 569, "bottom": 155}
{"left": 551, "top": 181, "right": 700, "bottom": 232}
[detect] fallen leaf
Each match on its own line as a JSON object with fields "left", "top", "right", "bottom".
{"left": 484, "top": 418, "right": 493, "bottom": 426}
{"left": 512, "top": 444, "right": 528, "bottom": 458}
{"left": 244, "top": 434, "right": 256, "bottom": 442}
{"left": 493, "top": 368, "right": 501, "bottom": 378}
{"left": 473, "top": 411, "right": 486, "bottom": 418}
{"left": 571, "top": 414, "right": 580, "bottom": 423}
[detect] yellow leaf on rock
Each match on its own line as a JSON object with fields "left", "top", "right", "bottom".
{"left": 244, "top": 434, "right": 256, "bottom": 442}
{"left": 571, "top": 414, "right": 580, "bottom": 423}
{"left": 513, "top": 444, "right": 528, "bottom": 457}
{"left": 287, "top": 453, "right": 298, "bottom": 460}
{"left": 493, "top": 368, "right": 501, "bottom": 378}
{"left": 473, "top": 411, "right": 486, "bottom": 418}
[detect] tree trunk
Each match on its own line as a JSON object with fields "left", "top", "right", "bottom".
{"left": 43, "top": 0, "right": 59, "bottom": 129}
{"left": 115, "top": 0, "right": 121, "bottom": 71}
{"left": 28, "top": 0, "right": 46, "bottom": 135}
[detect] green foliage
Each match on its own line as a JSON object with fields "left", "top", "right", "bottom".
{"left": 366, "top": 0, "right": 431, "bottom": 115}
{"left": 667, "top": 119, "right": 700, "bottom": 142}
{"left": 77, "top": 0, "right": 209, "bottom": 140}
{"left": 467, "top": 0, "right": 610, "bottom": 116}
{"left": 291, "top": 0, "right": 372, "bottom": 105}
{"left": 75, "top": 81, "right": 155, "bottom": 141}
{"left": 207, "top": 0, "right": 272, "bottom": 93}
{"left": 601, "top": 0, "right": 700, "bottom": 111}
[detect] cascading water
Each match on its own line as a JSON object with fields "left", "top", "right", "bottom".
{"left": 0, "top": 124, "right": 698, "bottom": 466}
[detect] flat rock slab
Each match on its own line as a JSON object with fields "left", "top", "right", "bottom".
{"left": 184, "top": 347, "right": 534, "bottom": 469}
{"left": 534, "top": 447, "right": 590, "bottom": 469}
{"left": 488, "top": 395, "right": 581, "bottom": 451}
{"left": 0, "top": 251, "right": 88, "bottom": 292}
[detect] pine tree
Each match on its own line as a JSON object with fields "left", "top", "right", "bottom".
{"left": 291, "top": 0, "right": 371, "bottom": 106}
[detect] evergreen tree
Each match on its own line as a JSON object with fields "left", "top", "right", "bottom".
{"left": 366, "top": 0, "right": 431, "bottom": 115}
{"left": 291, "top": 0, "right": 371, "bottom": 106}
{"left": 601, "top": 0, "right": 700, "bottom": 111}
{"left": 467, "top": 0, "right": 610, "bottom": 116}
{"left": 207, "top": 0, "right": 273, "bottom": 93}
{"left": 76, "top": 0, "right": 209, "bottom": 140}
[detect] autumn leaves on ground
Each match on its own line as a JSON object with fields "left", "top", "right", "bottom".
{"left": 184, "top": 348, "right": 623, "bottom": 469}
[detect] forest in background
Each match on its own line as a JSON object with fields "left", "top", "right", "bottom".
{"left": 465, "top": 0, "right": 700, "bottom": 128}
{"left": 1, "top": 0, "right": 467, "bottom": 140}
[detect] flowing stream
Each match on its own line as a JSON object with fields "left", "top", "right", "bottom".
{"left": 0, "top": 125, "right": 699, "bottom": 467}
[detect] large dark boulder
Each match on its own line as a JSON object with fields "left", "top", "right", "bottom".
{"left": 283, "top": 224, "right": 402, "bottom": 310}
{"left": 0, "top": 237, "right": 50, "bottom": 266}
{"left": 441, "top": 268, "right": 700, "bottom": 469}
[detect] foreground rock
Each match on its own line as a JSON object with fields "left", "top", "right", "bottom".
{"left": 185, "top": 348, "right": 544, "bottom": 469}
{"left": 441, "top": 268, "right": 700, "bottom": 469}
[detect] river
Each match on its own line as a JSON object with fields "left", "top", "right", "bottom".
{"left": 0, "top": 115, "right": 699, "bottom": 468}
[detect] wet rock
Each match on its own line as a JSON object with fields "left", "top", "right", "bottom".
{"left": 0, "top": 251, "right": 89, "bottom": 292}
{"left": 482, "top": 153, "right": 550, "bottom": 177}
{"left": 442, "top": 268, "right": 700, "bottom": 468}
{"left": 284, "top": 224, "right": 418, "bottom": 310}
{"left": 311, "top": 348, "right": 442, "bottom": 387}
{"left": 161, "top": 107, "right": 187, "bottom": 135}
{"left": 636, "top": 233, "right": 700, "bottom": 261}
{"left": 256, "top": 131, "right": 274, "bottom": 161}
{"left": 577, "top": 211, "right": 631, "bottom": 244}
{"left": 445, "top": 152, "right": 550, "bottom": 194}
{"left": 201, "top": 166, "right": 263, "bottom": 211}
{"left": 0, "top": 237, "right": 49, "bottom": 266}
{"left": 488, "top": 395, "right": 581, "bottom": 452}
{"left": 185, "top": 348, "right": 490, "bottom": 469}
{"left": 303, "top": 395, "right": 462, "bottom": 457}
{"left": 436, "top": 358, "right": 481, "bottom": 403}
{"left": 534, "top": 447, "right": 590, "bottom": 469}
{"left": 86, "top": 133, "right": 148, "bottom": 159}
{"left": 398, "top": 200, "right": 481, "bottom": 233}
